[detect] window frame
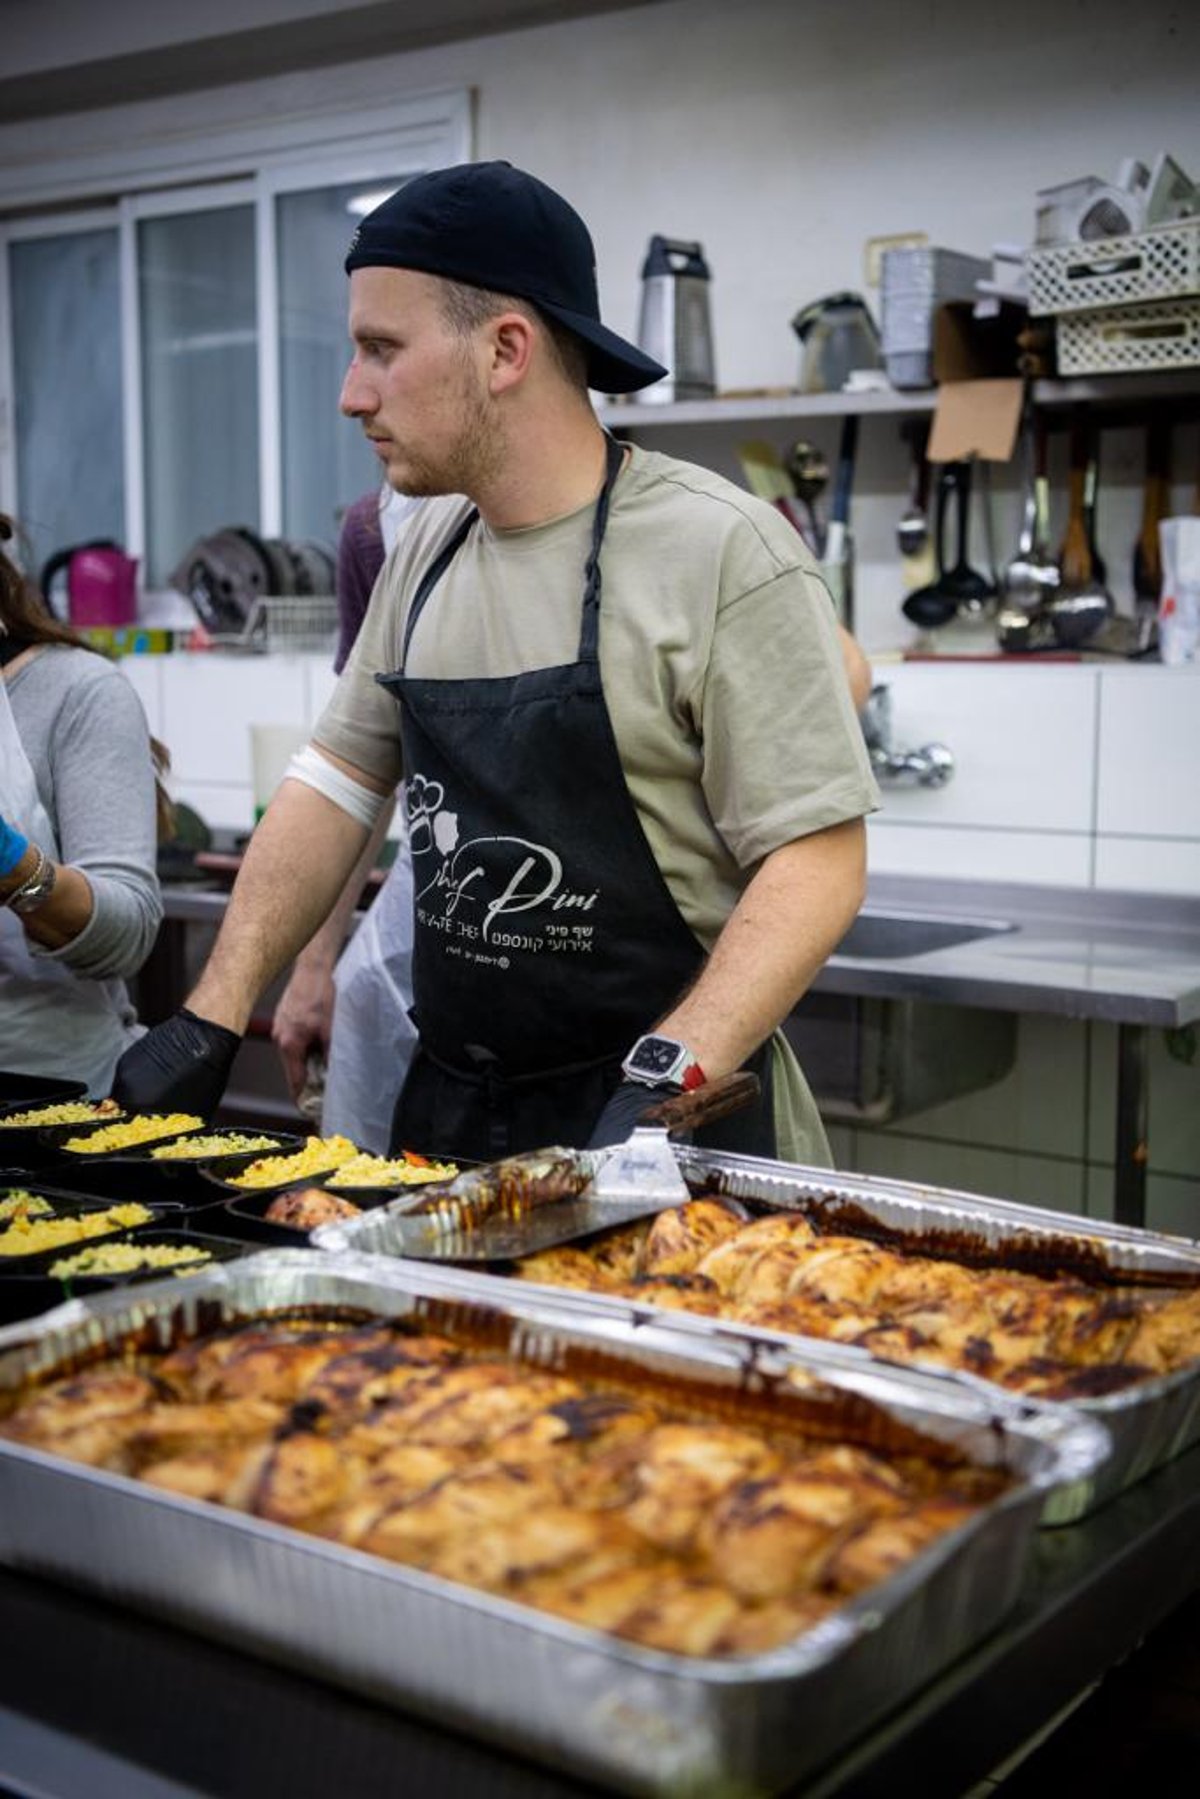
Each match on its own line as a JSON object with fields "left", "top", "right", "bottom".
{"left": 0, "top": 86, "right": 471, "bottom": 573}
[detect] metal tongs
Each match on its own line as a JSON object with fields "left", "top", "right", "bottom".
{"left": 387, "top": 1070, "right": 760, "bottom": 1262}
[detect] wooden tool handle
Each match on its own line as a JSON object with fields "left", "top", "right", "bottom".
{"left": 638, "top": 1069, "right": 761, "bottom": 1135}
{"left": 1059, "top": 420, "right": 1092, "bottom": 587}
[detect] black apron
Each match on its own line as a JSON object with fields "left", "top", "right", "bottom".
{"left": 376, "top": 435, "right": 774, "bottom": 1162}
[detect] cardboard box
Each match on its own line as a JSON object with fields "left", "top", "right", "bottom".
{"left": 926, "top": 299, "right": 1026, "bottom": 463}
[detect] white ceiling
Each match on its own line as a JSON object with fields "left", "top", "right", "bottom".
{"left": 0, "top": 0, "right": 667, "bottom": 121}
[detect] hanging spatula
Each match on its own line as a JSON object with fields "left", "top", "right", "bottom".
{"left": 382, "top": 1070, "right": 760, "bottom": 1261}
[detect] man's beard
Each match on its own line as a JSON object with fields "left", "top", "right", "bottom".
{"left": 394, "top": 354, "right": 504, "bottom": 499}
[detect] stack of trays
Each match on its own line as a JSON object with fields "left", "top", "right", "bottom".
{"left": 880, "top": 245, "right": 991, "bottom": 389}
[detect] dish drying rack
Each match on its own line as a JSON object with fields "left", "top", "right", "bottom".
{"left": 208, "top": 596, "right": 339, "bottom": 656}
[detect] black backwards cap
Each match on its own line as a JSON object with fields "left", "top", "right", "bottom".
{"left": 345, "top": 160, "right": 667, "bottom": 396}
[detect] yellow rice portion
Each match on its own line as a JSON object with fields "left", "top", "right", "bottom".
{"left": 150, "top": 1132, "right": 279, "bottom": 1161}
{"left": 62, "top": 1114, "right": 203, "bottom": 1154}
{"left": 49, "top": 1241, "right": 213, "bottom": 1279}
{"left": 228, "top": 1135, "right": 360, "bottom": 1189}
{"left": 327, "top": 1152, "right": 458, "bottom": 1189}
{"left": 0, "top": 1098, "right": 124, "bottom": 1129}
{"left": 0, "top": 1191, "right": 54, "bottom": 1222}
{"left": 0, "top": 1203, "right": 152, "bottom": 1257}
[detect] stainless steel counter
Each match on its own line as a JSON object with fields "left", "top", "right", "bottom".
{"left": 157, "top": 871, "right": 1200, "bottom": 1229}
{"left": 811, "top": 874, "right": 1200, "bottom": 1231}
{"left": 814, "top": 874, "right": 1200, "bottom": 1029}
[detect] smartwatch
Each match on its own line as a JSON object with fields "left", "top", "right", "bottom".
{"left": 621, "top": 1034, "right": 706, "bottom": 1092}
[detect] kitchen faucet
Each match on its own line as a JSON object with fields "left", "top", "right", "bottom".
{"left": 860, "top": 684, "right": 955, "bottom": 787}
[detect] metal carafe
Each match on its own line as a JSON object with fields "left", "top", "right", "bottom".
{"left": 634, "top": 236, "right": 716, "bottom": 404}
{"left": 791, "top": 292, "right": 883, "bottom": 394}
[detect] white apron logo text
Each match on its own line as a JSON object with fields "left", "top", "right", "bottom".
{"left": 408, "top": 774, "right": 598, "bottom": 963}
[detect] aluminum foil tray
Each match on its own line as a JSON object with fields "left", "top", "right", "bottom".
{"left": 0, "top": 1250, "right": 1104, "bottom": 1799}
{"left": 316, "top": 1148, "right": 1200, "bottom": 1524}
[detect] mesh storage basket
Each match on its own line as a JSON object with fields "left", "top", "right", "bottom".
{"left": 1026, "top": 219, "right": 1200, "bottom": 318}
{"left": 1054, "top": 296, "right": 1200, "bottom": 376}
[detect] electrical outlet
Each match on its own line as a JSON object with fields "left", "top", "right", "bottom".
{"left": 864, "top": 232, "right": 929, "bottom": 288}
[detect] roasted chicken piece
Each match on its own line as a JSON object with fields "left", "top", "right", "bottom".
{"left": 483, "top": 1392, "right": 660, "bottom": 1473}
{"left": 155, "top": 1324, "right": 368, "bottom": 1402}
{"left": 826, "top": 1495, "right": 977, "bottom": 1595}
{"left": 701, "top": 1446, "right": 908, "bottom": 1602}
{"left": 356, "top": 1461, "right": 563, "bottom": 1570}
{"left": 248, "top": 1431, "right": 366, "bottom": 1527}
{"left": 299, "top": 1332, "right": 461, "bottom": 1419}
{"left": 323, "top": 1443, "right": 471, "bottom": 1546}
{"left": 695, "top": 1214, "right": 816, "bottom": 1297}
{"left": 873, "top": 1254, "right": 984, "bottom": 1313}
{"left": 432, "top": 1503, "right": 643, "bottom": 1593}
{"left": 709, "top": 1591, "right": 837, "bottom": 1657}
{"left": 613, "top": 1575, "right": 745, "bottom": 1657}
{"left": 124, "top": 1398, "right": 286, "bottom": 1464}
{"left": 511, "top": 1246, "right": 608, "bottom": 1290}
{"left": 142, "top": 1441, "right": 272, "bottom": 1508}
{"left": 1121, "top": 1288, "right": 1200, "bottom": 1375}
{"left": 779, "top": 1237, "right": 898, "bottom": 1308}
{"left": 378, "top": 1363, "right": 584, "bottom": 1449}
{"left": 263, "top": 1187, "right": 364, "bottom": 1230}
{"left": 732, "top": 1292, "right": 875, "bottom": 1345}
{"left": 621, "top": 1422, "right": 783, "bottom": 1551}
{"left": 638, "top": 1198, "right": 746, "bottom": 1277}
{"left": 0, "top": 1369, "right": 174, "bottom": 1472}
{"left": 587, "top": 1219, "right": 652, "bottom": 1281}
{"left": 623, "top": 1273, "right": 723, "bottom": 1315}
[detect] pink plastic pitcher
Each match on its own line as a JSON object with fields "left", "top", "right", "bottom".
{"left": 39, "top": 541, "right": 139, "bottom": 627}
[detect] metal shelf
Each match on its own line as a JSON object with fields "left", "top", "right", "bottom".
{"left": 598, "top": 368, "right": 1200, "bottom": 430}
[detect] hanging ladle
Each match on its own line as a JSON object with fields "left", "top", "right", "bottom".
{"left": 902, "top": 461, "right": 993, "bottom": 629}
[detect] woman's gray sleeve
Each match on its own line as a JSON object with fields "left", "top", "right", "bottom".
{"left": 38, "top": 667, "right": 163, "bottom": 979}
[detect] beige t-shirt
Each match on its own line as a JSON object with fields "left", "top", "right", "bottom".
{"left": 315, "top": 444, "right": 878, "bottom": 1163}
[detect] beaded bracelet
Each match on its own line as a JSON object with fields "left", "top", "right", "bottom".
{"left": 5, "top": 844, "right": 58, "bottom": 915}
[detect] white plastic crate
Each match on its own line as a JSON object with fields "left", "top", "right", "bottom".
{"left": 1055, "top": 296, "right": 1200, "bottom": 376}
{"left": 1026, "top": 219, "right": 1200, "bottom": 318}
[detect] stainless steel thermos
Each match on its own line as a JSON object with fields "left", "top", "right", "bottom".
{"left": 634, "top": 236, "right": 716, "bottom": 403}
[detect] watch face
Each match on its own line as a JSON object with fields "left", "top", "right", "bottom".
{"left": 628, "top": 1035, "right": 683, "bottom": 1078}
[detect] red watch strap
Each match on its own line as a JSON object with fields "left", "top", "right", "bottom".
{"left": 681, "top": 1061, "right": 706, "bottom": 1092}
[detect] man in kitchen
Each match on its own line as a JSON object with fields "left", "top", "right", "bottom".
{"left": 115, "top": 160, "right": 878, "bottom": 1163}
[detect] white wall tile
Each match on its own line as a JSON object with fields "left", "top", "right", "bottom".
{"left": 303, "top": 655, "right": 341, "bottom": 728}
{"left": 867, "top": 820, "right": 1093, "bottom": 887}
{"left": 1094, "top": 837, "right": 1200, "bottom": 898}
{"left": 160, "top": 655, "right": 306, "bottom": 783}
{"left": 1096, "top": 667, "right": 1200, "bottom": 839}
{"left": 1087, "top": 1019, "right": 1200, "bottom": 1183}
{"left": 173, "top": 779, "right": 254, "bottom": 833}
{"left": 849, "top": 1132, "right": 1087, "bottom": 1216}
{"left": 866, "top": 1014, "right": 1088, "bottom": 1161}
{"left": 116, "top": 656, "right": 163, "bottom": 737}
{"left": 1086, "top": 1164, "right": 1200, "bottom": 1241}
{"left": 870, "top": 665, "right": 1098, "bottom": 832}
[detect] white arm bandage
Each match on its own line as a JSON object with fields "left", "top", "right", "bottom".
{"left": 284, "top": 745, "right": 389, "bottom": 830}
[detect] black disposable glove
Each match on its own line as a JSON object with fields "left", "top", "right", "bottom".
{"left": 112, "top": 1007, "right": 242, "bottom": 1118}
{"left": 587, "top": 1079, "right": 678, "bottom": 1149}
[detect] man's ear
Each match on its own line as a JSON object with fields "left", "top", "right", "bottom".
{"left": 487, "top": 311, "right": 535, "bottom": 392}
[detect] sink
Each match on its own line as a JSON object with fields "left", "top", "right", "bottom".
{"left": 832, "top": 910, "right": 1016, "bottom": 961}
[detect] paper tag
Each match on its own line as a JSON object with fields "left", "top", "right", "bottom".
{"left": 928, "top": 378, "right": 1024, "bottom": 463}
